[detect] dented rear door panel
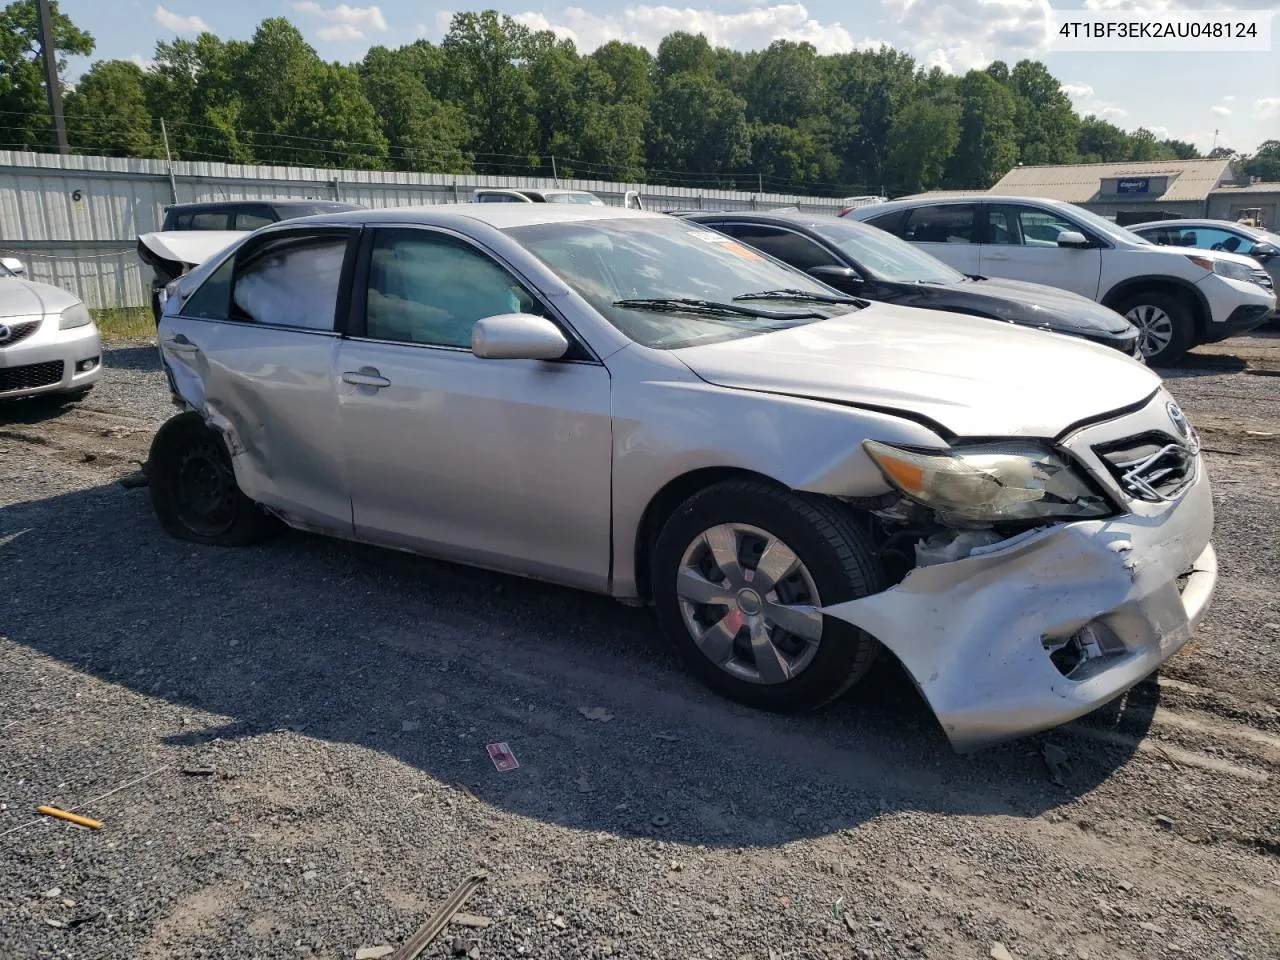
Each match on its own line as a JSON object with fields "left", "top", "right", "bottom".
{"left": 160, "top": 316, "right": 351, "bottom": 532}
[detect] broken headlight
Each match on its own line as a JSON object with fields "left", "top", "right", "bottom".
{"left": 862, "top": 440, "right": 1114, "bottom": 526}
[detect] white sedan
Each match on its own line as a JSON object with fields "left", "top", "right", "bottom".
{"left": 0, "top": 257, "right": 102, "bottom": 401}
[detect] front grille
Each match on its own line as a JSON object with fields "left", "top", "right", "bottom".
{"left": 1095, "top": 433, "right": 1197, "bottom": 502}
{"left": 0, "top": 319, "right": 42, "bottom": 348}
{"left": 0, "top": 360, "right": 64, "bottom": 393}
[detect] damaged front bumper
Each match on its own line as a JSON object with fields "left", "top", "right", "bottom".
{"left": 822, "top": 445, "right": 1216, "bottom": 752}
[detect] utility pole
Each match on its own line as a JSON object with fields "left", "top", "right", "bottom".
{"left": 159, "top": 118, "right": 178, "bottom": 204}
{"left": 35, "top": 0, "right": 69, "bottom": 155}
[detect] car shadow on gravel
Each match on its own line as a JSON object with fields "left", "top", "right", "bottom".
{"left": 1, "top": 482, "right": 1157, "bottom": 849}
{"left": 102, "top": 343, "right": 161, "bottom": 372}
{"left": 1158, "top": 354, "right": 1248, "bottom": 379}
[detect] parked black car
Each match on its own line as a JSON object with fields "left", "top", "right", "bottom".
{"left": 160, "top": 199, "right": 364, "bottom": 232}
{"left": 679, "top": 211, "right": 1143, "bottom": 358}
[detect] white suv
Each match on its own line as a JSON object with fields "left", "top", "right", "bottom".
{"left": 846, "top": 196, "right": 1277, "bottom": 364}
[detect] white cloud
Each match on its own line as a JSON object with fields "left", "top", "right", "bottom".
{"left": 1061, "top": 81, "right": 1094, "bottom": 99}
{"left": 317, "top": 23, "right": 364, "bottom": 40}
{"left": 293, "top": 2, "right": 387, "bottom": 40}
{"left": 880, "top": 0, "right": 1053, "bottom": 71}
{"left": 1211, "top": 105, "right": 1232, "bottom": 116}
{"left": 1097, "top": 105, "right": 1128, "bottom": 119}
{"left": 129, "top": 54, "right": 156, "bottom": 70}
{"left": 414, "top": 22, "right": 429, "bottom": 37}
{"left": 1255, "top": 97, "right": 1280, "bottom": 119}
{"left": 153, "top": 5, "right": 209, "bottom": 32}
{"left": 510, "top": 4, "right": 886, "bottom": 55}
{"left": 1222, "top": 95, "right": 1235, "bottom": 102}
{"left": 435, "top": 10, "right": 456, "bottom": 37}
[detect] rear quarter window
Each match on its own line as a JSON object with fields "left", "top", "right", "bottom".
{"left": 862, "top": 209, "right": 907, "bottom": 237}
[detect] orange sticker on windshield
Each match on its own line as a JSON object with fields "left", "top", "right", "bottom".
{"left": 721, "top": 241, "right": 764, "bottom": 261}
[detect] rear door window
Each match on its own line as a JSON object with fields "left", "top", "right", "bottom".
{"left": 902, "top": 204, "right": 976, "bottom": 244}
{"left": 179, "top": 230, "right": 353, "bottom": 331}
{"left": 233, "top": 206, "right": 278, "bottom": 230}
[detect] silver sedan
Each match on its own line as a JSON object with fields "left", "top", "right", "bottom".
{"left": 148, "top": 205, "right": 1216, "bottom": 750}
{"left": 0, "top": 258, "right": 102, "bottom": 401}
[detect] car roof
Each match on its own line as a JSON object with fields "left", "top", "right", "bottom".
{"left": 849, "top": 195, "right": 1073, "bottom": 215}
{"left": 683, "top": 210, "right": 861, "bottom": 231}
{"left": 166, "top": 199, "right": 360, "bottom": 211}
{"left": 1127, "top": 218, "right": 1252, "bottom": 232}
{"left": 299, "top": 203, "right": 661, "bottom": 229}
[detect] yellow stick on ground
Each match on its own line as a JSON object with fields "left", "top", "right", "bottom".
{"left": 37, "top": 806, "right": 103, "bottom": 829}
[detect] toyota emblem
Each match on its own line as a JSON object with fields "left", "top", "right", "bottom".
{"left": 0, "top": 323, "right": 11, "bottom": 344}
{"left": 1167, "top": 401, "right": 1190, "bottom": 438}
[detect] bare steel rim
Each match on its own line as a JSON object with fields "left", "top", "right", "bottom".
{"left": 1126, "top": 303, "right": 1174, "bottom": 357}
{"left": 676, "top": 522, "right": 824, "bottom": 685}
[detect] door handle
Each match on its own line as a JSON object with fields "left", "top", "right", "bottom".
{"left": 984, "top": 253, "right": 1010, "bottom": 261}
{"left": 164, "top": 334, "right": 199, "bottom": 354}
{"left": 341, "top": 370, "right": 391, "bottom": 389}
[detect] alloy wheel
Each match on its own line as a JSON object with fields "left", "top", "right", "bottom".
{"left": 676, "top": 522, "right": 823, "bottom": 685}
{"left": 1126, "top": 303, "right": 1174, "bottom": 357}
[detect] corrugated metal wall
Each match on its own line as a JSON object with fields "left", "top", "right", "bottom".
{"left": 0, "top": 150, "right": 851, "bottom": 308}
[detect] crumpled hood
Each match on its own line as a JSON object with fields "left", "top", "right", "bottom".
{"left": 671, "top": 302, "right": 1160, "bottom": 438}
{"left": 0, "top": 276, "right": 82, "bottom": 318}
{"left": 955, "top": 276, "right": 1134, "bottom": 335}
{"left": 138, "top": 230, "right": 244, "bottom": 268}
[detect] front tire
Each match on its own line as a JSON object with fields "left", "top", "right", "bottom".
{"left": 1118, "top": 291, "right": 1195, "bottom": 365}
{"left": 652, "top": 479, "right": 885, "bottom": 713}
{"left": 147, "top": 414, "right": 280, "bottom": 546}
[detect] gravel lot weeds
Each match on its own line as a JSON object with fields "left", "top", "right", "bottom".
{"left": 2, "top": 334, "right": 1278, "bottom": 960}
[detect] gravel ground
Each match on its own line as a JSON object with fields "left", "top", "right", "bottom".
{"left": 2, "top": 334, "right": 1278, "bottom": 960}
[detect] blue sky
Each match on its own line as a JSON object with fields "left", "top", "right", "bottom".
{"left": 63, "top": 0, "right": 1279, "bottom": 155}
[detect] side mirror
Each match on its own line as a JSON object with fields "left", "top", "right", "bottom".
{"left": 1, "top": 255, "right": 26, "bottom": 277}
{"left": 472, "top": 313, "right": 569, "bottom": 361}
{"left": 807, "top": 265, "right": 863, "bottom": 283}
{"left": 1056, "top": 231, "right": 1091, "bottom": 249}
{"left": 1250, "top": 242, "right": 1277, "bottom": 261}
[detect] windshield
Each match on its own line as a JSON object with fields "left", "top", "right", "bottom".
{"left": 807, "top": 219, "right": 966, "bottom": 283}
{"left": 1058, "top": 204, "right": 1153, "bottom": 245}
{"left": 506, "top": 217, "right": 850, "bottom": 348}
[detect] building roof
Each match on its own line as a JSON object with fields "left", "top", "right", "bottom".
{"left": 990, "top": 158, "right": 1233, "bottom": 203}
{"left": 1208, "top": 181, "right": 1280, "bottom": 195}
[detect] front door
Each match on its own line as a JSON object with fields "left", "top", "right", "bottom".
{"left": 335, "top": 226, "right": 614, "bottom": 591}
{"left": 980, "top": 203, "right": 1103, "bottom": 299}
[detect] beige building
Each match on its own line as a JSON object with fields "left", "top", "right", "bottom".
{"left": 902, "top": 158, "right": 1280, "bottom": 229}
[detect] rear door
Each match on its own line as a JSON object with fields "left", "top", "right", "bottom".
{"left": 900, "top": 203, "right": 980, "bottom": 274}
{"left": 333, "top": 225, "right": 613, "bottom": 591}
{"left": 980, "top": 203, "right": 1103, "bottom": 298}
{"left": 161, "top": 225, "right": 360, "bottom": 531}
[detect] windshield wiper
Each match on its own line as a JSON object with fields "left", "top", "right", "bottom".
{"left": 612, "top": 297, "right": 823, "bottom": 320}
{"left": 733, "top": 288, "right": 862, "bottom": 305}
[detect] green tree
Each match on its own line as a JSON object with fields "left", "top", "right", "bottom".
{"left": 1162, "top": 139, "right": 1200, "bottom": 160}
{"left": 442, "top": 11, "right": 536, "bottom": 167}
{"left": 946, "top": 70, "right": 1018, "bottom": 188}
{"left": 654, "top": 31, "right": 715, "bottom": 79}
{"left": 749, "top": 122, "right": 823, "bottom": 185}
{"left": 1076, "top": 115, "right": 1130, "bottom": 163}
{"left": 1008, "top": 60, "right": 1078, "bottom": 165}
{"left": 64, "top": 59, "right": 158, "bottom": 157}
{"left": 649, "top": 70, "right": 749, "bottom": 177}
{"left": 1241, "top": 140, "right": 1280, "bottom": 181}
{"left": 588, "top": 40, "right": 652, "bottom": 108}
{"left": 824, "top": 48, "right": 918, "bottom": 187}
{"left": 360, "top": 45, "right": 468, "bottom": 172}
{"left": 0, "top": 0, "right": 93, "bottom": 149}
{"left": 1127, "top": 127, "right": 1175, "bottom": 162}
{"left": 886, "top": 97, "right": 960, "bottom": 194}
{"left": 744, "top": 40, "right": 823, "bottom": 127}
{"left": 148, "top": 34, "right": 254, "bottom": 163}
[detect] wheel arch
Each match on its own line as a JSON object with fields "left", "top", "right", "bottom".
{"left": 631, "top": 466, "right": 786, "bottom": 602}
{"left": 1101, "top": 275, "right": 1210, "bottom": 341}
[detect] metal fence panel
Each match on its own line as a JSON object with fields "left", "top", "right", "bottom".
{"left": 0, "top": 150, "right": 852, "bottom": 308}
